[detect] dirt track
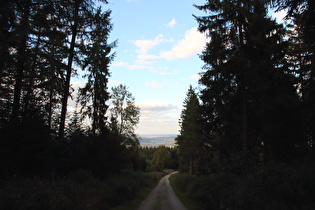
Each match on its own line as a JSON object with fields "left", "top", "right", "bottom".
{"left": 137, "top": 172, "right": 187, "bottom": 210}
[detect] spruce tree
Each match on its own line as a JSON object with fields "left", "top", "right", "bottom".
{"left": 195, "top": 0, "right": 302, "bottom": 161}
{"left": 176, "top": 85, "right": 203, "bottom": 175}
{"left": 58, "top": 0, "right": 109, "bottom": 139}
{"left": 77, "top": 8, "right": 116, "bottom": 136}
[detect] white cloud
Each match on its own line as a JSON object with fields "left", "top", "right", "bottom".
{"left": 167, "top": 18, "right": 176, "bottom": 28}
{"left": 135, "top": 60, "right": 154, "bottom": 65}
{"left": 145, "top": 81, "right": 166, "bottom": 89}
{"left": 134, "top": 34, "right": 165, "bottom": 54}
{"left": 133, "top": 28, "right": 207, "bottom": 61}
{"left": 137, "top": 116, "right": 179, "bottom": 134}
{"left": 138, "top": 101, "right": 179, "bottom": 116}
{"left": 137, "top": 54, "right": 160, "bottom": 60}
{"left": 112, "top": 61, "right": 157, "bottom": 73}
{"left": 113, "top": 61, "right": 175, "bottom": 75}
{"left": 190, "top": 73, "right": 202, "bottom": 80}
{"left": 134, "top": 34, "right": 173, "bottom": 56}
{"left": 160, "top": 27, "right": 207, "bottom": 60}
{"left": 109, "top": 80, "right": 122, "bottom": 85}
{"left": 136, "top": 101, "right": 180, "bottom": 134}
{"left": 113, "top": 62, "right": 128, "bottom": 67}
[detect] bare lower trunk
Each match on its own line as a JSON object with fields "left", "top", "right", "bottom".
{"left": 58, "top": 0, "right": 81, "bottom": 139}
{"left": 242, "top": 91, "right": 248, "bottom": 152}
{"left": 11, "top": 1, "right": 30, "bottom": 125}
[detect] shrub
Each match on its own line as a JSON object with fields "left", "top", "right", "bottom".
{"left": 0, "top": 170, "right": 159, "bottom": 209}
{"left": 172, "top": 161, "right": 315, "bottom": 210}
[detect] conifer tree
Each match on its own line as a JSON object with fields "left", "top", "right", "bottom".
{"left": 10, "top": 0, "right": 32, "bottom": 125}
{"left": 21, "top": 2, "right": 68, "bottom": 128}
{"left": 58, "top": 0, "right": 109, "bottom": 139}
{"left": 176, "top": 85, "right": 203, "bottom": 175}
{"left": 195, "top": 0, "right": 302, "bottom": 161}
{"left": 77, "top": 8, "right": 116, "bottom": 136}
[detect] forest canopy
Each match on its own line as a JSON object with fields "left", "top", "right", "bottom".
{"left": 176, "top": 0, "right": 315, "bottom": 174}
{"left": 0, "top": 0, "right": 315, "bottom": 208}
{"left": 0, "top": 0, "right": 144, "bottom": 178}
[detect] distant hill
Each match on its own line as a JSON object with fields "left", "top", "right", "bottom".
{"left": 139, "top": 134, "right": 178, "bottom": 147}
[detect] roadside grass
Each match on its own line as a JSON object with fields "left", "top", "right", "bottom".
{"left": 0, "top": 169, "right": 177, "bottom": 210}
{"left": 169, "top": 173, "right": 203, "bottom": 210}
{"left": 0, "top": 169, "right": 174, "bottom": 210}
{"left": 111, "top": 179, "right": 158, "bottom": 210}
{"left": 112, "top": 169, "right": 175, "bottom": 210}
{"left": 170, "top": 162, "right": 315, "bottom": 210}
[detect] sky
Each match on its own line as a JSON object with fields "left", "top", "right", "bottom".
{"left": 104, "top": 0, "right": 207, "bottom": 135}
{"left": 71, "top": 0, "right": 287, "bottom": 135}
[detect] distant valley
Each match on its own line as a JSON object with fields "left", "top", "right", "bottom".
{"left": 139, "top": 134, "right": 178, "bottom": 147}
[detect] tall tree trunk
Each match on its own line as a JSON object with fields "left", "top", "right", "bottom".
{"left": 22, "top": 34, "right": 40, "bottom": 122}
{"left": 92, "top": 92, "right": 97, "bottom": 135}
{"left": 11, "top": 1, "right": 30, "bottom": 125}
{"left": 48, "top": 85, "right": 53, "bottom": 130}
{"left": 238, "top": 11, "right": 248, "bottom": 153}
{"left": 58, "top": 0, "right": 81, "bottom": 139}
{"left": 241, "top": 90, "right": 248, "bottom": 151}
{"left": 120, "top": 105, "right": 124, "bottom": 135}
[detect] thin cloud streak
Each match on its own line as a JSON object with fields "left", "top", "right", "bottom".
{"left": 134, "top": 34, "right": 173, "bottom": 54}
{"left": 112, "top": 61, "right": 157, "bottom": 73}
{"left": 167, "top": 18, "right": 176, "bottom": 28}
{"left": 109, "top": 80, "right": 122, "bottom": 85}
{"left": 137, "top": 101, "right": 179, "bottom": 115}
{"left": 145, "top": 81, "right": 166, "bottom": 89}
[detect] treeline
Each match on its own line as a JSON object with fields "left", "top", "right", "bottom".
{"left": 0, "top": 0, "right": 144, "bottom": 178}
{"left": 177, "top": 0, "right": 315, "bottom": 174}
{"left": 140, "top": 146, "right": 179, "bottom": 171}
{"left": 174, "top": 0, "right": 315, "bottom": 208}
{"left": 0, "top": 0, "right": 116, "bottom": 138}
{"left": 0, "top": 1, "right": 166, "bottom": 208}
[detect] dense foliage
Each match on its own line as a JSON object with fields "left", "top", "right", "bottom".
{"left": 0, "top": 1, "right": 156, "bottom": 208}
{"left": 0, "top": 170, "right": 164, "bottom": 209}
{"left": 1, "top": 0, "right": 315, "bottom": 208}
{"left": 139, "top": 146, "right": 179, "bottom": 171}
{"left": 174, "top": 0, "right": 315, "bottom": 208}
{"left": 0, "top": 0, "right": 143, "bottom": 180}
{"left": 176, "top": 0, "right": 314, "bottom": 173}
{"left": 172, "top": 161, "right": 315, "bottom": 209}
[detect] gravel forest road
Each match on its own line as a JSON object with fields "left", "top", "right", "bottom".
{"left": 136, "top": 172, "right": 187, "bottom": 210}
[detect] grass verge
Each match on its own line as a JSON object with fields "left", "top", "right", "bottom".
{"left": 111, "top": 175, "right": 159, "bottom": 210}
{"left": 112, "top": 169, "right": 175, "bottom": 210}
{"left": 169, "top": 173, "right": 203, "bottom": 210}
{"left": 170, "top": 162, "right": 315, "bottom": 210}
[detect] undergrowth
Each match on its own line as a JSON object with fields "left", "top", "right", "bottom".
{"left": 172, "top": 161, "right": 315, "bottom": 210}
{"left": 0, "top": 169, "right": 161, "bottom": 210}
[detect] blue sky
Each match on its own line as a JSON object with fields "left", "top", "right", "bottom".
{"left": 70, "top": 0, "right": 286, "bottom": 135}
{"left": 105, "top": 0, "right": 208, "bottom": 135}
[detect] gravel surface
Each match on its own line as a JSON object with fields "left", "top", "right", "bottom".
{"left": 137, "top": 172, "right": 187, "bottom": 210}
